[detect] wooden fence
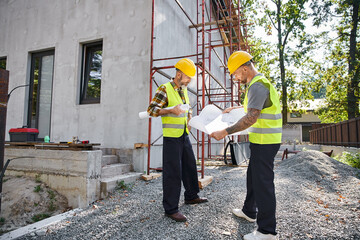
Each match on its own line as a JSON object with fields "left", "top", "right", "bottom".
{"left": 310, "top": 117, "right": 360, "bottom": 148}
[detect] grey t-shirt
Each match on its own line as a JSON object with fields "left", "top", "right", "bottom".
{"left": 247, "top": 74, "right": 272, "bottom": 110}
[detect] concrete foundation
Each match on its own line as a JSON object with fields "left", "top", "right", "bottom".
{"left": 4, "top": 148, "right": 102, "bottom": 208}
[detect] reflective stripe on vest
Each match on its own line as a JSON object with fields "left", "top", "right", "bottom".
{"left": 248, "top": 127, "right": 282, "bottom": 134}
{"left": 244, "top": 75, "right": 282, "bottom": 144}
{"left": 258, "top": 113, "right": 282, "bottom": 120}
{"left": 161, "top": 82, "right": 190, "bottom": 137}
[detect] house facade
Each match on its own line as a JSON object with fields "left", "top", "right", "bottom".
{"left": 0, "top": 0, "right": 230, "bottom": 172}
{"left": 287, "top": 99, "right": 324, "bottom": 142}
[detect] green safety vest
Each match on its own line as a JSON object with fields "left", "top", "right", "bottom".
{"left": 161, "top": 82, "right": 190, "bottom": 138}
{"left": 244, "top": 75, "right": 282, "bottom": 144}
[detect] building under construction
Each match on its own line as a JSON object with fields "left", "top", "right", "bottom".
{"left": 0, "top": 0, "right": 250, "bottom": 207}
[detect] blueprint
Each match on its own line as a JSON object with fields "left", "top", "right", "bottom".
{"left": 188, "top": 104, "right": 248, "bottom": 135}
{"left": 139, "top": 104, "right": 190, "bottom": 119}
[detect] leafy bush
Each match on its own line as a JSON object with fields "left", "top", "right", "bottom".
{"left": 334, "top": 151, "right": 360, "bottom": 169}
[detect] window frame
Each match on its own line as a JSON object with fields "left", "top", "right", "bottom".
{"left": 290, "top": 111, "right": 302, "bottom": 118}
{"left": 80, "top": 41, "right": 103, "bottom": 104}
{"left": 0, "top": 57, "right": 7, "bottom": 70}
{"left": 27, "top": 50, "right": 55, "bottom": 140}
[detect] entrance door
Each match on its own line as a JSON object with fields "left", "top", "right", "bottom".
{"left": 28, "top": 50, "right": 54, "bottom": 140}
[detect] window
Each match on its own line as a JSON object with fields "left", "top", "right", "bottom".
{"left": 290, "top": 112, "right": 302, "bottom": 118}
{"left": 80, "top": 41, "right": 103, "bottom": 104}
{"left": 0, "top": 57, "right": 6, "bottom": 70}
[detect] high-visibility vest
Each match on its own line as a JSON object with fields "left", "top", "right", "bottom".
{"left": 161, "top": 82, "right": 190, "bottom": 137}
{"left": 244, "top": 75, "right": 282, "bottom": 144}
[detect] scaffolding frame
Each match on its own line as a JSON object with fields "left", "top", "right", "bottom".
{"left": 147, "top": 0, "right": 250, "bottom": 177}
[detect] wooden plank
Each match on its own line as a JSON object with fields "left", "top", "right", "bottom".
{"left": 5, "top": 141, "right": 100, "bottom": 150}
{"left": 206, "top": 42, "right": 253, "bottom": 49}
{"left": 189, "top": 17, "right": 245, "bottom": 28}
{"left": 198, "top": 175, "right": 213, "bottom": 189}
{"left": 141, "top": 173, "right": 161, "bottom": 181}
{"left": 4, "top": 145, "right": 93, "bottom": 151}
{"left": 134, "top": 143, "right": 148, "bottom": 149}
{"left": 220, "top": 28, "right": 229, "bottom": 44}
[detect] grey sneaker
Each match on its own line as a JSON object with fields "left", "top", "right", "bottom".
{"left": 232, "top": 209, "right": 256, "bottom": 222}
{"left": 243, "top": 231, "right": 276, "bottom": 240}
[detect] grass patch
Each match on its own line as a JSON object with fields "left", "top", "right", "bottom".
{"left": 47, "top": 190, "right": 56, "bottom": 200}
{"left": 48, "top": 200, "right": 56, "bottom": 211}
{"left": 32, "top": 213, "right": 50, "bottom": 222}
{"left": 35, "top": 174, "right": 42, "bottom": 183}
{"left": 47, "top": 190, "right": 57, "bottom": 211}
{"left": 115, "top": 180, "right": 132, "bottom": 191}
{"left": 0, "top": 218, "right": 5, "bottom": 226}
{"left": 34, "top": 185, "right": 42, "bottom": 193}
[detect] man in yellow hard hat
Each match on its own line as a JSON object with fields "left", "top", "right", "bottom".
{"left": 211, "top": 51, "right": 282, "bottom": 240}
{"left": 147, "top": 58, "right": 208, "bottom": 222}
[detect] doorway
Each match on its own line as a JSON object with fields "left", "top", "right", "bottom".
{"left": 28, "top": 50, "right": 54, "bottom": 140}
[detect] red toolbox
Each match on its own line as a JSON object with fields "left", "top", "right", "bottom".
{"left": 9, "top": 128, "right": 39, "bottom": 142}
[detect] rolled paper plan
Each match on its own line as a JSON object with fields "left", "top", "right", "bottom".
{"left": 139, "top": 111, "right": 150, "bottom": 119}
{"left": 138, "top": 104, "right": 190, "bottom": 119}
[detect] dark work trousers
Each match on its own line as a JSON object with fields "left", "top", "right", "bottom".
{"left": 162, "top": 132, "right": 200, "bottom": 214}
{"left": 242, "top": 143, "right": 280, "bottom": 235}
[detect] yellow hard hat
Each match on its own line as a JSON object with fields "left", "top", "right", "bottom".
{"left": 175, "top": 58, "right": 196, "bottom": 78}
{"left": 227, "top": 51, "right": 253, "bottom": 75}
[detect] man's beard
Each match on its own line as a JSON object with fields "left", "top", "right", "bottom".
{"left": 179, "top": 76, "right": 188, "bottom": 90}
{"left": 239, "top": 78, "right": 247, "bottom": 84}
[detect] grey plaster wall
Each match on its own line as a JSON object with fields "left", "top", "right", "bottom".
{"left": 0, "top": 0, "right": 152, "bottom": 150}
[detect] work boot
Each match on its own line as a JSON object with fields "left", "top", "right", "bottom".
{"left": 243, "top": 231, "right": 276, "bottom": 240}
{"left": 165, "top": 212, "right": 187, "bottom": 222}
{"left": 232, "top": 209, "right": 256, "bottom": 222}
{"left": 184, "top": 197, "right": 208, "bottom": 204}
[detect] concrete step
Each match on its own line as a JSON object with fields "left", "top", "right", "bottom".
{"left": 101, "top": 163, "right": 132, "bottom": 179}
{"left": 97, "top": 147, "right": 117, "bottom": 156}
{"left": 101, "top": 155, "right": 120, "bottom": 167}
{"left": 100, "top": 172, "right": 142, "bottom": 198}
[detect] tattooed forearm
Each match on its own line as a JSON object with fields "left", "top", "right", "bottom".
{"left": 225, "top": 108, "right": 260, "bottom": 135}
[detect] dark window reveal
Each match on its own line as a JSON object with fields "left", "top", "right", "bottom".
{"left": 0, "top": 57, "right": 6, "bottom": 70}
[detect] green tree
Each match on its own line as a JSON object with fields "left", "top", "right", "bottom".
{"left": 264, "top": 0, "right": 311, "bottom": 124}
{"left": 311, "top": 0, "right": 360, "bottom": 122}
{"left": 239, "top": 0, "right": 312, "bottom": 123}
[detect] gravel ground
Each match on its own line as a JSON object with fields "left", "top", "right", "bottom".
{"left": 17, "top": 150, "right": 360, "bottom": 240}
